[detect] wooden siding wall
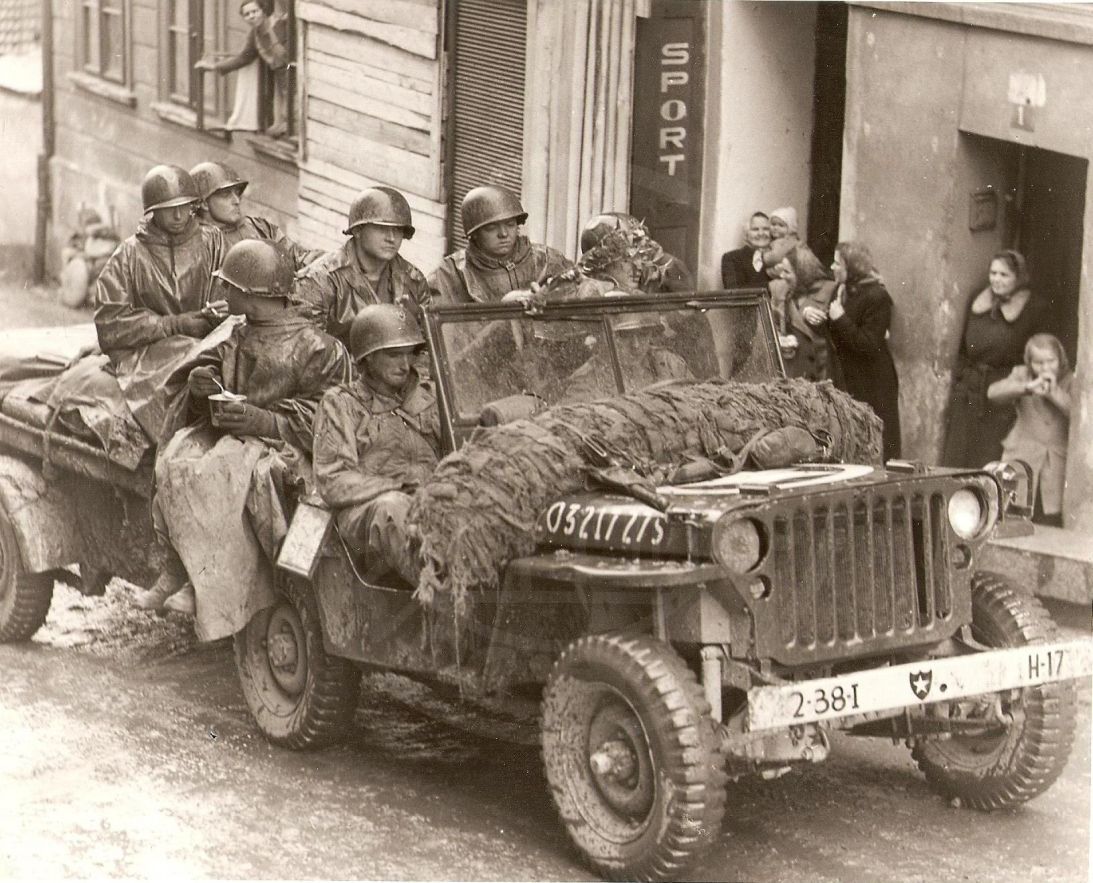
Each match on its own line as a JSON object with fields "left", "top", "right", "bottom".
{"left": 48, "top": 0, "right": 300, "bottom": 271}
{"left": 296, "top": 0, "right": 446, "bottom": 271}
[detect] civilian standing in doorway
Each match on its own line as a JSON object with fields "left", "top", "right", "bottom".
{"left": 942, "top": 249, "right": 1040, "bottom": 467}
{"left": 826, "top": 241, "right": 901, "bottom": 462}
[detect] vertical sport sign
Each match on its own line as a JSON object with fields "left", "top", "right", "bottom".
{"left": 630, "top": 1, "right": 706, "bottom": 275}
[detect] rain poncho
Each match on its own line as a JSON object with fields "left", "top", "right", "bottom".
{"left": 93, "top": 217, "right": 228, "bottom": 445}
{"left": 313, "top": 373, "right": 440, "bottom": 584}
{"left": 200, "top": 215, "right": 322, "bottom": 269}
{"left": 428, "top": 236, "right": 574, "bottom": 304}
{"left": 294, "top": 241, "right": 431, "bottom": 345}
{"left": 94, "top": 217, "right": 225, "bottom": 356}
{"left": 154, "top": 315, "right": 352, "bottom": 641}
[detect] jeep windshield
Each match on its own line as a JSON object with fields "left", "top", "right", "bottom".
{"left": 422, "top": 290, "right": 780, "bottom": 449}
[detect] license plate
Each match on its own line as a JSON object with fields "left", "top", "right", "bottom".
{"left": 746, "top": 639, "right": 1093, "bottom": 732}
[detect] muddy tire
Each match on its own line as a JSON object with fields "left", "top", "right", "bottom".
{"left": 0, "top": 510, "right": 53, "bottom": 642}
{"left": 541, "top": 633, "right": 727, "bottom": 882}
{"left": 912, "top": 572, "right": 1077, "bottom": 810}
{"left": 233, "top": 577, "right": 360, "bottom": 750}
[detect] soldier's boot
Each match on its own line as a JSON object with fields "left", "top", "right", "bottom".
{"left": 134, "top": 555, "right": 188, "bottom": 611}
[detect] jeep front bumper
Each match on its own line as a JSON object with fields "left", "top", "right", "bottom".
{"left": 745, "top": 639, "right": 1093, "bottom": 731}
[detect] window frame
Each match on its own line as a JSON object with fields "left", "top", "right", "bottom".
{"left": 72, "top": 0, "right": 135, "bottom": 106}
{"left": 155, "top": 0, "right": 230, "bottom": 131}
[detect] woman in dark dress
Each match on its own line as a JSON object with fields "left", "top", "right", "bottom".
{"left": 826, "top": 241, "right": 902, "bottom": 462}
{"left": 942, "top": 249, "right": 1039, "bottom": 467}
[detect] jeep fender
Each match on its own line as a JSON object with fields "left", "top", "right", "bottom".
{"left": 0, "top": 454, "right": 83, "bottom": 573}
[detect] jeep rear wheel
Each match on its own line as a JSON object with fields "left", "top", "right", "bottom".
{"left": 234, "top": 577, "right": 360, "bottom": 750}
{"left": 0, "top": 509, "right": 53, "bottom": 642}
{"left": 912, "top": 571, "right": 1077, "bottom": 810}
{"left": 541, "top": 633, "right": 727, "bottom": 882}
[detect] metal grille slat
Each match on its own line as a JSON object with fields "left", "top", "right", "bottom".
{"left": 762, "top": 485, "right": 960, "bottom": 663}
{"left": 447, "top": 0, "right": 527, "bottom": 247}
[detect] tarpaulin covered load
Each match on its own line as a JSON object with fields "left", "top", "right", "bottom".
{"left": 409, "top": 378, "right": 881, "bottom": 609}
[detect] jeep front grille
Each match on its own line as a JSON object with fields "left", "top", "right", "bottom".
{"left": 761, "top": 490, "right": 960, "bottom": 665}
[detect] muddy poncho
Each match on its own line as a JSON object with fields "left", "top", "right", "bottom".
{"left": 409, "top": 379, "right": 881, "bottom": 610}
{"left": 95, "top": 218, "right": 225, "bottom": 355}
{"left": 93, "top": 217, "right": 230, "bottom": 444}
{"left": 428, "top": 237, "right": 574, "bottom": 304}
{"left": 200, "top": 215, "right": 323, "bottom": 270}
{"left": 313, "top": 373, "right": 441, "bottom": 584}
{"left": 154, "top": 316, "right": 351, "bottom": 641}
{"left": 295, "top": 241, "right": 431, "bottom": 345}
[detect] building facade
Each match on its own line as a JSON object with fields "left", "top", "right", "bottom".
{"left": 841, "top": 1, "right": 1092, "bottom": 532}
{"left": 44, "top": 0, "right": 828, "bottom": 282}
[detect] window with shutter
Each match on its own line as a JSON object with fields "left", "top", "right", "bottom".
{"left": 445, "top": 0, "right": 527, "bottom": 250}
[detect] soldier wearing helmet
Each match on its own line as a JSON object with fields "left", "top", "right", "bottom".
{"left": 428, "top": 184, "right": 574, "bottom": 305}
{"left": 95, "top": 164, "right": 229, "bottom": 360}
{"left": 313, "top": 304, "right": 440, "bottom": 587}
{"left": 549, "top": 213, "right": 694, "bottom": 403}
{"left": 190, "top": 160, "right": 321, "bottom": 269}
{"left": 578, "top": 212, "right": 693, "bottom": 294}
{"left": 142, "top": 238, "right": 352, "bottom": 617}
{"left": 295, "top": 186, "right": 430, "bottom": 347}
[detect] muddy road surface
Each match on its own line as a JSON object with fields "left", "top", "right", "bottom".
{"left": 1, "top": 291, "right": 1090, "bottom": 881}
{"left": 2, "top": 581, "right": 1090, "bottom": 882}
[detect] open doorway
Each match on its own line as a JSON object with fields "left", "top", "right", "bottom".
{"left": 1013, "top": 146, "right": 1086, "bottom": 366}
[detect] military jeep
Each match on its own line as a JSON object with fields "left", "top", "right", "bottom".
{"left": 241, "top": 291, "right": 1088, "bottom": 881}
{"left": 0, "top": 293, "right": 1087, "bottom": 882}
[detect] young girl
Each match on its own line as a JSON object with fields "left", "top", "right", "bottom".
{"left": 987, "top": 333, "right": 1072, "bottom": 526}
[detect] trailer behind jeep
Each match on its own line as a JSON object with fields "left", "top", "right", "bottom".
{"left": 0, "top": 294, "right": 1088, "bottom": 883}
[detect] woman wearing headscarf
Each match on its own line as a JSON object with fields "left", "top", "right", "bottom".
{"left": 772, "top": 244, "right": 840, "bottom": 383}
{"left": 825, "top": 240, "right": 901, "bottom": 462}
{"left": 942, "top": 249, "right": 1040, "bottom": 467}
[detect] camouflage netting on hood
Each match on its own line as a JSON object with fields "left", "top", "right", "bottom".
{"left": 409, "top": 378, "right": 881, "bottom": 610}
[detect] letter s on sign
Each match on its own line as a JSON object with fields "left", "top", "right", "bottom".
{"left": 662, "top": 42, "right": 689, "bottom": 65}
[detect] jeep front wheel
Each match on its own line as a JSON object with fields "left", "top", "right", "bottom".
{"left": 233, "top": 577, "right": 360, "bottom": 750}
{"left": 912, "top": 571, "right": 1077, "bottom": 810}
{"left": 541, "top": 633, "right": 727, "bottom": 882}
{"left": 0, "top": 509, "right": 53, "bottom": 642}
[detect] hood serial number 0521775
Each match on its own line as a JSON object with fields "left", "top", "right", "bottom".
{"left": 542, "top": 501, "right": 666, "bottom": 546}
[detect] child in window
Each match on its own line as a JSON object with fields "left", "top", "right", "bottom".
{"left": 987, "top": 332, "right": 1072, "bottom": 526}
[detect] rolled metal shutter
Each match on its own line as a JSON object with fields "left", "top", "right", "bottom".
{"left": 446, "top": 0, "right": 527, "bottom": 249}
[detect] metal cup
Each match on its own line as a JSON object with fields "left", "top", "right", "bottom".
{"left": 208, "top": 391, "right": 246, "bottom": 427}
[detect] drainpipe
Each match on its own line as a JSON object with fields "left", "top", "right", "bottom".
{"left": 33, "top": 0, "right": 55, "bottom": 284}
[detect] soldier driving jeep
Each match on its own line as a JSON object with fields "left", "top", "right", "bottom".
{"left": 312, "top": 304, "right": 440, "bottom": 587}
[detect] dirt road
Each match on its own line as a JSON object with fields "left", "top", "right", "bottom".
{"left": 0, "top": 283, "right": 1089, "bottom": 881}
{"left": 2, "top": 581, "right": 1089, "bottom": 882}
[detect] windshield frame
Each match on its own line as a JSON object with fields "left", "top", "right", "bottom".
{"left": 421, "top": 288, "right": 782, "bottom": 454}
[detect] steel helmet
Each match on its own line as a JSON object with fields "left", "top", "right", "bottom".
{"left": 579, "top": 212, "right": 646, "bottom": 254}
{"left": 142, "top": 165, "right": 201, "bottom": 213}
{"left": 189, "top": 161, "right": 249, "bottom": 201}
{"left": 344, "top": 187, "right": 415, "bottom": 239}
{"left": 349, "top": 303, "right": 425, "bottom": 361}
{"left": 461, "top": 185, "right": 527, "bottom": 239}
{"left": 213, "top": 240, "right": 295, "bottom": 298}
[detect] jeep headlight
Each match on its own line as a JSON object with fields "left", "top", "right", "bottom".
{"left": 711, "top": 517, "right": 763, "bottom": 572}
{"left": 947, "top": 488, "right": 987, "bottom": 540}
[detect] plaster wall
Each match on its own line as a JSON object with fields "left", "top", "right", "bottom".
{"left": 698, "top": 1, "right": 817, "bottom": 289}
{"left": 0, "top": 90, "right": 40, "bottom": 249}
{"left": 841, "top": 12, "right": 971, "bottom": 462}
{"left": 843, "top": 6, "right": 1093, "bottom": 532}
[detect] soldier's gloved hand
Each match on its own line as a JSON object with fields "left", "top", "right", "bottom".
{"left": 216, "top": 401, "right": 279, "bottom": 438}
{"left": 187, "top": 366, "right": 222, "bottom": 399}
{"left": 163, "top": 310, "right": 215, "bottom": 338}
